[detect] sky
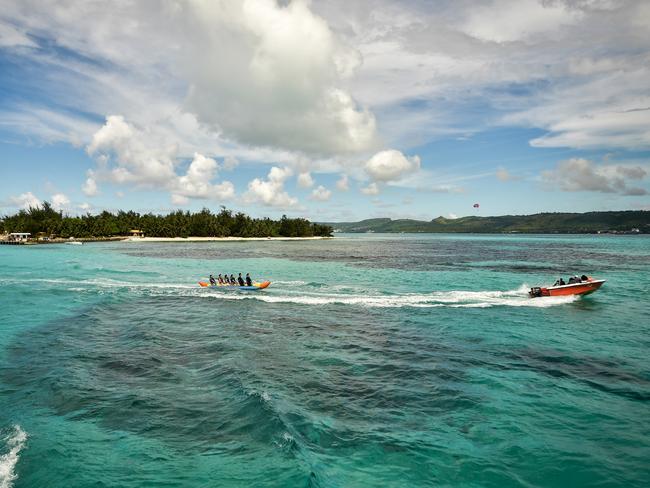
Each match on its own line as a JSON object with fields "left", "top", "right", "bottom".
{"left": 0, "top": 0, "right": 649, "bottom": 221}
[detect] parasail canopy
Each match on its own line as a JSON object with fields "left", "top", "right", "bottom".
{"left": 473, "top": 203, "right": 480, "bottom": 208}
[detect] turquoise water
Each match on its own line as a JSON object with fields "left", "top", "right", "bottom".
{"left": 1, "top": 234, "right": 649, "bottom": 487}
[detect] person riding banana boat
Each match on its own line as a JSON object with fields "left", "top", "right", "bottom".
{"left": 199, "top": 273, "right": 270, "bottom": 290}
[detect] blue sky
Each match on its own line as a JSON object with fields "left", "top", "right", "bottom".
{"left": 1, "top": 0, "right": 649, "bottom": 221}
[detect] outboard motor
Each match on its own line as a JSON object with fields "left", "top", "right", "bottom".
{"left": 529, "top": 287, "right": 543, "bottom": 298}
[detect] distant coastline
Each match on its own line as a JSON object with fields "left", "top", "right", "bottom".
{"left": 125, "top": 236, "right": 331, "bottom": 242}
{"left": 0, "top": 235, "right": 333, "bottom": 245}
{"left": 321, "top": 211, "right": 650, "bottom": 235}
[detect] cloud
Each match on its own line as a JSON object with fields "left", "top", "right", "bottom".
{"left": 496, "top": 167, "right": 521, "bottom": 182}
{"left": 51, "top": 193, "right": 70, "bottom": 211}
{"left": 615, "top": 165, "right": 647, "bottom": 180}
{"left": 87, "top": 116, "right": 235, "bottom": 203}
{"left": 542, "top": 158, "right": 648, "bottom": 195}
{"left": 310, "top": 185, "right": 332, "bottom": 201}
{"left": 172, "top": 153, "right": 235, "bottom": 204}
{"left": 317, "top": 0, "right": 650, "bottom": 150}
{"left": 244, "top": 166, "right": 298, "bottom": 207}
{"left": 297, "top": 172, "right": 314, "bottom": 188}
{"left": 459, "top": 0, "right": 582, "bottom": 43}
{"left": 222, "top": 156, "right": 239, "bottom": 171}
{"left": 622, "top": 187, "right": 647, "bottom": 196}
{"left": 8, "top": 192, "right": 41, "bottom": 209}
{"left": 371, "top": 198, "right": 397, "bottom": 208}
{"left": 336, "top": 174, "right": 349, "bottom": 191}
{"left": 0, "top": 106, "right": 100, "bottom": 147}
{"left": 0, "top": 21, "right": 37, "bottom": 48}
{"left": 427, "top": 185, "right": 465, "bottom": 194}
{"left": 3, "top": 0, "right": 650, "bottom": 197}
{"left": 82, "top": 176, "right": 98, "bottom": 196}
{"left": 364, "top": 149, "right": 420, "bottom": 182}
{"left": 361, "top": 182, "right": 380, "bottom": 195}
{"left": 0, "top": 0, "right": 377, "bottom": 175}
{"left": 182, "top": 0, "right": 377, "bottom": 154}
{"left": 87, "top": 115, "right": 177, "bottom": 186}
{"left": 514, "top": 90, "right": 650, "bottom": 150}
{"left": 171, "top": 194, "right": 189, "bottom": 206}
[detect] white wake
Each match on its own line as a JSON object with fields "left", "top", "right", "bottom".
{"left": 0, "top": 425, "right": 27, "bottom": 488}
{"left": 5, "top": 278, "right": 578, "bottom": 309}
{"left": 199, "top": 283, "right": 577, "bottom": 309}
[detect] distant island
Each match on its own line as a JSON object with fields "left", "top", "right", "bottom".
{"left": 0, "top": 203, "right": 333, "bottom": 240}
{"left": 3, "top": 206, "right": 649, "bottom": 242}
{"left": 321, "top": 211, "right": 650, "bottom": 234}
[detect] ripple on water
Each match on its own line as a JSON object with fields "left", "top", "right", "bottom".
{"left": 2, "top": 235, "right": 649, "bottom": 486}
{"left": 2, "top": 296, "right": 487, "bottom": 485}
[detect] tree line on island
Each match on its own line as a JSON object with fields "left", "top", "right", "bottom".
{"left": 321, "top": 211, "right": 650, "bottom": 234}
{"left": 0, "top": 203, "right": 333, "bottom": 238}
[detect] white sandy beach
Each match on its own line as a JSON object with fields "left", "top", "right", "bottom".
{"left": 125, "top": 236, "right": 332, "bottom": 242}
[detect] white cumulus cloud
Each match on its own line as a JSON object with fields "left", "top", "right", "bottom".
{"left": 4, "top": 0, "right": 650, "bottom": 205}
{"left": 245, "top": 166, "right": 298, "bottom": 208}
{"left": 310, "top": 185, "right": 332, "bottom": 201}
{"left": 336, "top": 174, "right": 349, "bottom": 191}
{"left": 171, "top": 194, "right": 189, "bottom": 206}
{"left": 222, "top": 156, "right": 240, "bottom": 171}
{"left": 8, "top": 192, "right": 41, "bottom": 209}
{"left": 1, "top": 0, "right": 377, "bottom": 157}
{"left": 183, "top": 0, "right": 376, "bottom": 154}
{"left": 87, "top": 115, "right": 177, "bottom": 186}
{"left": 365, "top": 149, "right": 421, "bottom": 182}
{"left": 51, "top": 193, "right": 70, "bottom": 211}
{"left": 87, "top": 116, "right": 235, "bottom": 204}
{"left": 297, "top": 172, "right": 314, "bottom": 188}
{"left": 82, "top": 176, "right": 98, "bottom": 196}
{"left": 361, "top": 182, "right": 380, "bottom": 195}
{"left": 172, "top": 152, "right": 234, "bottom": 202}
{"left": 542, "top": 158, "right": 648, "bottom": 195}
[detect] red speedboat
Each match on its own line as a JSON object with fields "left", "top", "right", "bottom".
{"left": 529, "top": 277, "right": 605, "bottom": 298}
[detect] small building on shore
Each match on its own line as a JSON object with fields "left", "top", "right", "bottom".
{"left": 8, "top": 232, "right": 31, "bottom": 242}
{"left": 129, "top": 229, "right": 145, "bottom": 238}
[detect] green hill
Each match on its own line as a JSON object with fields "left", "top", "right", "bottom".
{"left": 322, "top": 211, "right": 650, "bottom": 234}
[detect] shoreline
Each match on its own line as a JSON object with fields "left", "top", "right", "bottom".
{"left": 0, "top": 236, "right": 332, "bottom": 245}
{"left": 124, "top": 236, "right": 332, "bottom": 242}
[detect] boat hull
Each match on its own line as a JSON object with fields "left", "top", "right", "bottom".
{"left": 198, "top": 280, "right": 270, "bottom": 291}
{"left": 530, "top": 279, "right": 605, "bottom": 297}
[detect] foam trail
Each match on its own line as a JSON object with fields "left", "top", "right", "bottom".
{"left": 199, "top": 285, "right": 578, "bottom": 309}
{"left": 0, "top": 425, "right": 27, "bottom": 488}
{"left": 5, "top": 277, "right": 578, "bottom": 308}
{"left": 1, "top": 277, "right": 196, "bottom": 290}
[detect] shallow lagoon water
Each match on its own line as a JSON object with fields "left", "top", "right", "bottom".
{"left": 1, "top": 234, "right": 649, "bottom": 487}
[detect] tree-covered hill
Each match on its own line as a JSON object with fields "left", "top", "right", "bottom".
{"left": 322, "top": 211, "right": 650, "bottom": 234}
{"left": 1, "top": 203, "right": 333, "bottom": 238}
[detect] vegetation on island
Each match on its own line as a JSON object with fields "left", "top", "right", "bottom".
{"left": 0, "top": 203, "right": 333, "bottom": 238}
{"left": 321, "top": 211, "right": 650, "bottom": 234}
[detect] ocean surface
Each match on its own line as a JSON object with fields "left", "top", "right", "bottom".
{"left": 1, "top": 234, "right": 649, "bottom": 487}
